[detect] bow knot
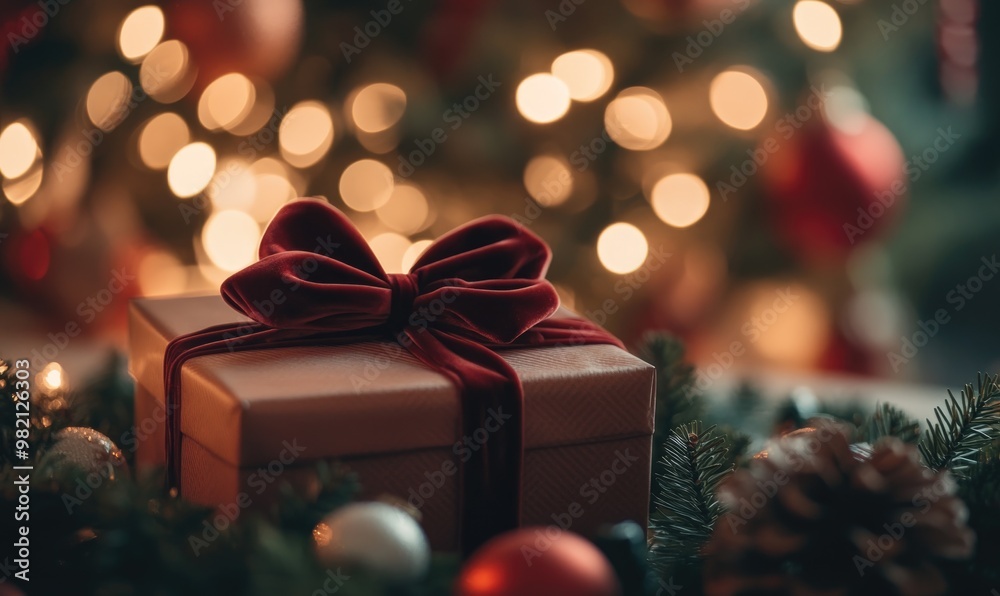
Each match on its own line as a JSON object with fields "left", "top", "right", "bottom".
{"left": 387, "top": 272, "right": 419, "bottom": 331}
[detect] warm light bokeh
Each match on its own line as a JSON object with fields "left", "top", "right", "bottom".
{"left": 167, "top": 142, "right": 217, "bottom": 198}
{"left": 650, "top": 173, "right": 711, "bottom": 228}
{"left": 793, "top": 0, "right": 843, "bottom": 52}
{"left": 551, "top": 50, "right": 614, "bottom": 102}
{"left": 138, "top": 113, "right": 190, "bottom": 170}
{"left": 597, "top": 223, "right": 649, "bottom": 274}
{"left": 516, "top": 73, "right": 571, "bottom": 124}
{"left": 709, "top": 70, "right": 769, "bottom": 131}
{"left": 605, "top": 87, "right": 672, "bottom": 150}
{"left": 339, "top": 159, "right": 394, "bottom": 212}
{"left": 279, "top": 100, "right": 334, "bottom": 168}
{"left": 118, "top": 5, "right": 165, "bottom": 63}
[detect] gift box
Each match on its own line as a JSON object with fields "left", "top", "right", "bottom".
{"left": 129, "top": 294, "right": 654, "bottom": 550}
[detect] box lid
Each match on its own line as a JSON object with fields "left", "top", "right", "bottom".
{"left": 129, "top": 295, "right": 654, "bottom": 467}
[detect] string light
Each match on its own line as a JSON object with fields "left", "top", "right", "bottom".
{"left": 86, "top": 72, "right": 133, "bottom": 131}
{"left": 2, "top": 165, "right": 43, "bottom": 205}
{"left": 604, "top": 87, "right": 671, "bottom": 150}
{"left": 349, "top": 83, "right": 407, "bottom": 133}
{"left": 138, "top": 250, "right": 188, "bottom": 296}
{"left": 793, "top": 0, "right": 843, "bottom": 52}
{"left": 198, "top": 74, "right": 257, "bottom": 132}
{"left": 339, "top": 160, "right": 394, "bottom": 212}
{"left": 597, "top": 223, "right": 648, "bottom": 274}
{"left": 376, "top": 183, "right": 429, "bottom": 233}
{"left": 140, "top": 40, "right": 196, "bottom": 103}
{"left": 709, "top": 70, "right": 768, "bottom": 130}
{"left": 138, "top": 113, "right": 190, "bottom": 170}
{"left": 650, "top": 173, "right": 711, "bottom": 228}
{"left": 402, "top": 239, "right": 434, "bottom": 272}
{"left": 369, "top": 232, "right": 411, "bottom": 274}
{"left": 279, "top": 100, "right": 334, "bottom": 168}
{"left": 550, "top": 50, "right": 614, "bottom": 102}
{"left": 201, "top": 210, "right": 261, "bottom": 272}
{"left": 523, "top": 155, "right": 573, "bottom": 207}
{"left": 117, "top": 5, "right": 165, "bottom": 63}
{"left": 515, "top": 73, "right": 571, "bottom": 124}
{"left": 0, "top": 122, "right": 40, "bottom": 179}
{"left": 207, "top": 159, "right": 256, "bottom": 211}
{"left": 167, "top": 142, "right": 217, "bottom": 198}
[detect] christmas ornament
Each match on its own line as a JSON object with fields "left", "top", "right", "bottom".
{"left": 313, "top": 502, "right": 430, "bottom": 582}
{"left": 38, "top": 427, "right": 128, "bottom": 482}
{"left": 455, "top": 527, "right": 620, "bottom": 596}
{"left": 761, "top": 111, "right": 906, "bottom": 260}
{"left": 705, "top": 423, "right": 974, "bottom": 595}
{"left": 165, "top": 0, "right": 303, "bottom": 87}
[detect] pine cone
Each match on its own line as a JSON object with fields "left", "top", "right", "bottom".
{"left": 703, "top": 424, "right": 974, "bottom": 596}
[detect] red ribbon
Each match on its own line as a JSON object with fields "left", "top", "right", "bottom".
{"left": 164, "top": 199, "right": 622, "bottom": 551}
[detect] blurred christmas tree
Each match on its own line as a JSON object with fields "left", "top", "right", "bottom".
{"left": 0, "top": 0, "right": 995, "bottom": 385}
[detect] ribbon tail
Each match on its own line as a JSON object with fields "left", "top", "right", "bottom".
{"left": 404, "top": 329, "right": 524, "bottom": 555}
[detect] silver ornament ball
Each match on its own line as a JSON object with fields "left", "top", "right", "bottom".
{"left": 315, "top": 501, "right": 430, "bottom": 581}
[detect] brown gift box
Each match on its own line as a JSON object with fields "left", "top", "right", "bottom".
{"left": 128, "top": 294, "right": 655, "bottom": 550}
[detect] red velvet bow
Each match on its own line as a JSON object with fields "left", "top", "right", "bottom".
{"left": 164, "top": 198, "right": 621, "bottom": 552}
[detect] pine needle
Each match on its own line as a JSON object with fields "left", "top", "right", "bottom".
{"left": 918, "top": 373, "right": 1000, "bottom": 475}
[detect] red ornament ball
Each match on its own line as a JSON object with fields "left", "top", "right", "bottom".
{"left": 164, "top": 0, "right": 303, "bottom": 87}
{"left": 455, "top": 527, "right": 620, "bottom": 596}
{"left": 761, "top": 111, "right": 906, "bottom": 260}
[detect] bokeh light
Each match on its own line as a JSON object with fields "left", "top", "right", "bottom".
{"left": 604, "top": 87, "right": 672, "bottom": 150}
{"left": 86, "top": 72, "right": 133, "bottom": 131}
{"left": 551, "top": 50, "right": 614, "bottom": 102}
{"left": 117, "top": 5, "right": 165, "bottom": 63}
{"left": 139, "top": 250, "right": 188, "bottom": 297}
{"left": 709, "top": 70, "right": 769, "bottom": 130}
{"left": 597, "top": 223, "right": 648, "bottom": 274}
{"left": 369, "top": 232, "right": 411, "bottom": 274}
{"left": 523, "top": 155, "right": 573, "bottom": 207}
{"left": 140, "top": 40, "right": 196, "bottom": 103}
{"left": 201, "top": 210, "right": 261, "bottom": 272}
{"left": 207, "top": 159, "right": 256, "bottom": 211}
{"left": 793, "top": 0, "right": 843, "bottom": 52}
{"left": 138, "top": 113, "right": 190, "bottom": 170}
{"left": 198, "top": 73, "right": 256, "bottom": 132}
{"left": 376, "top": 183, "right": 429, "bottom": 233}
{"left": 339, "top": 159, "right": 394, "bottom": 212}
{"left": 402, "top": 239, "right": 433, "bottom": 272}
{"left": 650, "top": 173, "right": 711, "bottom": 228}
{"left": 279, "top": 100, "right": 334, "bottom": 168}
{"left": 167, "top": 142, "right": 217, "bottom": 198}
{"left": 2, "top": 164, "right": 43, "bottom": 206}
{"left": 350, "top": 83, "right": 407, "bottom": 133}
{"left": 747, "top": 283, "right": 831, "bottom": 367}
{"left": 516, "top": 73, "right": 571, "bottom": 124}
{"left": 0, "top": 122, "right": 40, "bottom": 179}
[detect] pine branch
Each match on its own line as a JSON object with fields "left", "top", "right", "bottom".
{"left": 918, "top": 373, "right": 1000, "bottom": 475}
{"left": 637, "top": 333, "right": 704, "bottom": 480}
{"left": 862, "top": 402, "right": 921, "bottom": 445}
{"left": 649, "top": 422, "right": 732, "bottom": 577}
